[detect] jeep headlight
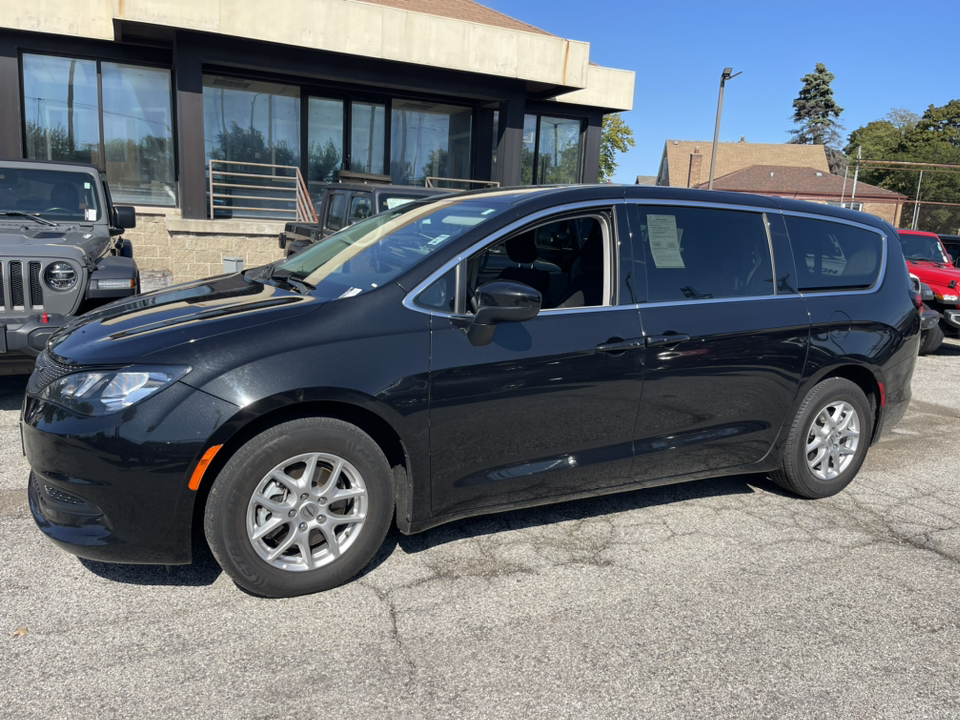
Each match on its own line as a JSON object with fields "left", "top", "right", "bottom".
{"left": 38, "top": 366, "right": 191, "bottom": 416}
{"left": 935, "top": 293, "right": 959, "bottom": 303}
{"left": 44, "top": 262, "right": 78, "bottom": 291}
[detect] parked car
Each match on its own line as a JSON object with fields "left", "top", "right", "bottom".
{"left": 279, "top": 179, "right": 448, "bottom": 257}
{"left": 1, "top": 159, "right": 139, "bottom": 375}
{"left": 897, "top": 229, "right": 960, "bottom": 336}
{"left": 911, "top": 274, "right": 944, "bottom": 354}
{"left": 937, "top": 234, "right": 960, "bottom": 267}
{"left": 25, "top": 186, "right": 919, "bottom": 598}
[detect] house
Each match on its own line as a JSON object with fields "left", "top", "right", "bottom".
{"left": 0, "top": 0, "right": 635, "bottom": 281}
{"left": 697, "top": 166, "right": 906, "bottom": 226}
{"left": 657, "top": 139, "right": 904, "bottom": 225}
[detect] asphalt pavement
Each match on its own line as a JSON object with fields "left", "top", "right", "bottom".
{"left": 2, "top": 339, "right": 960, "bottom": 719}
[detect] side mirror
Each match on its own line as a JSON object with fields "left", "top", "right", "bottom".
{"left": 113, "top": 205, "right": 137, "bottom": 229}
{"left": 465, "top": 280, "right": 541, "bottom": 346}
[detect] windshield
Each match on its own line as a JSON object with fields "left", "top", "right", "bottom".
{"left": 0, "top": 167, "right": 102, "bottom": 222}
{"left": 274, "top": 197, "right": 506, "bottom": 299}
{"left": 900, "top": 234, "right": 950, "bottom": 263}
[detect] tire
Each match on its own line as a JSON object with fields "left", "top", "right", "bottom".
{"left": 204, "top": 417, "right": 394, "bottom": 598}
{"left": 919, "top": 323, "right": 944, "bottom": 355}
{"left": 771, "top": 378, "right": 873, "bottom": 499}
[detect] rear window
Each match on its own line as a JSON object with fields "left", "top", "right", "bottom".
{"left": 785, "top": 216, "right": 883, "bottom": 291}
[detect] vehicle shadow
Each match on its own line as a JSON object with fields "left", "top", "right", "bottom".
{"left": 0, "top": 375, "right": 29, "bottom": 411}
{"left": 391, "top": 472, "right": 783, "bottom": 557}
{"left": 931, "top": 339, "right": 960, "bottom": 356}
{"left": 78, "top": 535, "right": 223, "bottom": 587}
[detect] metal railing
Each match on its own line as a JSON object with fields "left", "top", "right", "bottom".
{"left": 208, "top": 159, "right": 317, "bottom": 222}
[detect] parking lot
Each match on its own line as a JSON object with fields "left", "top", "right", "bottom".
{"left": 1, "top": 340, "right": 959, "bottom": 719}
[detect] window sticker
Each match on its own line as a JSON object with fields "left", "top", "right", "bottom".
{"left": 647, "top": 214, "right": 685, "bottom": 268}
{"left": 338, "top": 287, "right": 363, "bottom": 299}
{"left": 84, "top": 209, "right": 97, "bottom": 221}
{"left": 384, "top": 197, "right": 416, "bottom": 209}
{"left": 428, "top": 234, "right": 450, "bottom": 246}
{"left": 84, "top": 182, "right": 91, "bottom": 189}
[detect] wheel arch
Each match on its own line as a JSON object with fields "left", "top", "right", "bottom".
{"left": 190, "top": 397, "right": 414, "bottom": 537}
{"left": 803, "top": 363, "right": 883, "bottom": 442}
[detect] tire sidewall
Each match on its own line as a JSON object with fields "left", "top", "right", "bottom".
{"left": 789, "top": 379, "right": 873, "bottom": 498}
{"left": 205, "top": 419, "right": 393, "bottom": 597}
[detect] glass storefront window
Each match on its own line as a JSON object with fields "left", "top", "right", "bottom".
{"left": 537, "top": 116, "right": 582, "bottom": 184}
{"left": 350, "top": 102, "right": 385, "bottom": 175}
{"left": 202, "top": 76, "right": 301, "bottom": 167}
{"left": 307, "top": 97, "right": 344, "bottom": 205}
{"left": 521, "top": 114, "right": 537, "bottom": 185}
{"left": 390, "top": 100, "right": 472, "bottom": 187}
{"left": 22, "top": 55, "right": 101, "bottom": 166}
{"left": 23, "top": 54, "right": 176, "bottom": 205}
{"left": 101, "top": 62, "right": 176, "bottom": 205}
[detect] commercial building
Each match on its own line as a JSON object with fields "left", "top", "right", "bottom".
{"left": 1, "top": 0, "right": 635, "bottom": 279}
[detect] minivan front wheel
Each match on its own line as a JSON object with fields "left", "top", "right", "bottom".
{"left": 204, "top": 417, "right": 394, "bottom": 597}
{"left": 772, "top": 378, "right": 873, "bottom": 499}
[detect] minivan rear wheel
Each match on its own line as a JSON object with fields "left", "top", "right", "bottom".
{"left": 771, "top": 378, "right": 873, "bottom": 499}
{"left": 204, "top": 417, "right": 394, "bottom": 597}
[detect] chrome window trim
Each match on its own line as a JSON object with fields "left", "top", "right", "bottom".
{"left": 403, "top": 199, "right": 626, "bottom": 317}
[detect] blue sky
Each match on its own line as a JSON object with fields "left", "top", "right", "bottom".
{"left": 485, "top": 0, "right": 960, "bottom": 183}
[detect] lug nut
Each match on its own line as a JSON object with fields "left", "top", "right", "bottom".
{"left": 318, "top": 497, "right": 327, "bottom": 505}
{"left": 300, "top": 493, "right": 308, "bottom": 501}
{"left": 288, "top": 509, "right": 296, "bottom": 518}
{"left": 318, "top": 516, "right": 326, "bottom": 524}
{"left": 299, "top": 522, "right": 308, "bottom": 532}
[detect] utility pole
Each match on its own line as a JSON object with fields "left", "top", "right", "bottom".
{"left": 850, "top": 145, "right": 862, "bottom": 203}
{"left": 708, "top": 67, "right": 742, "bottom": 190}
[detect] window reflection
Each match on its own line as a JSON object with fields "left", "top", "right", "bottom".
{"left": 390, "top": 100, "right": 472, "bottom": 187}
{"left": 23, "top": 54, "right": 101, "bottom": 166}
{"left": 307, "top": 96, "right": 345, "bottom": 206}
{"left": 350, "top": 102, "right": 385, "bottom": 175}
{"left": 537, "top": 116, "right": 582, "bottom": 184}
{"left": 102, "top": 63, "right": 176, "bottom": 205}
{"left": 522, "top": 114, "right": 537, "bottom": 185}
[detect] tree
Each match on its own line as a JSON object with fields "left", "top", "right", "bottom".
{"left": 846, "top": 100, "right": 960, "bottom": 232}
{"left": 789, "top": 63, "right": 844, "bottom": 149}
{"left": 598, "top": 113, "right": 635, "bottom": 182}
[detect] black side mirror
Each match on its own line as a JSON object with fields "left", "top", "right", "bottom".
{"left": 113, "top": 205, "right": 137, "bottom": 229}
{"left": 465, "top": 281, "right": 541, "bottom": 346}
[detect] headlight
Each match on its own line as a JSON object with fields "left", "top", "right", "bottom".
{"left": 38, "top": 366, "right": 191, "bottom": 416}
{"left": 935, "top": 293, "right": 959, "bottom": 303}
{"left": 44, "top": 262, "right": 78, "bottom": 291}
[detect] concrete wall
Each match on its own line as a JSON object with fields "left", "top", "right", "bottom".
{"left": 125, "top": 211, "right": 284, "bottom": 283}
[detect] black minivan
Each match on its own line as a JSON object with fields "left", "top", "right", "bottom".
{"left": 24, "top": 186, "right": 920, "bottom": 597}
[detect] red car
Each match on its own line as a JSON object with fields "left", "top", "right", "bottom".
{"left": 897, "top": 229, "right": 960, "bottom": 342}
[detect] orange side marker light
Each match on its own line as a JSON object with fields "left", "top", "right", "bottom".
{"left": 188, "top": 445, "right": 223, "bottom": 491}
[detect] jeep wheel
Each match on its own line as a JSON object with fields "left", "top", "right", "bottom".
{"left": 919, "top": 323, "right": 944, "bottom": 355}
{"left": 204, "top": 418, "right": 394, "bottom": 597}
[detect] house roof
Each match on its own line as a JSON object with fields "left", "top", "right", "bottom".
{"left": 660, "top": 140, "right": 830, "bottom": 188}
{"left": 358, "top": 0, "right": 550, "bottom": 35}
{"left": 698, "top": 165, "right": 907, "bottom": 200}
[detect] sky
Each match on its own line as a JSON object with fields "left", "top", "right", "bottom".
{"left": 485, "top": 0, "right": 960, "bottom": 184}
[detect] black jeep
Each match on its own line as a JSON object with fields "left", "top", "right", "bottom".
{"left": 1, "top": 159, "right": 138, "bottom": 374}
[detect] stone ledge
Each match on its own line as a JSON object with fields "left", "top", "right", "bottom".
{"left": 165, "top": 218, "right": 287, "bottom": 236}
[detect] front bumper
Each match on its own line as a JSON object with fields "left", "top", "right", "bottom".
{"left": 24, "top": 379, "right": 239, "bottom": 565}
{"left": 2, "top": 314, "right": 65, "bottom": 357}
{"left": 942, "top": 308, "right": 960, "bottom": 330}
{"left": 920, "top": 306, "right": 941, "bottom": 331}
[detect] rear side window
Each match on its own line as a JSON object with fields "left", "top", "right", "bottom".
{"left": 325, "top": 192, "right": 347, "bottom": 232}
{"left": 785, "top": 216, "right": 883, "bottom": 291}
{"left": 349, "top": 194, "right": 373, "bottom": 221}
{"left": 634, "top": 206, "right": 774, "bottom": 302}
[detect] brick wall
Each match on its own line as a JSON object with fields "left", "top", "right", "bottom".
{"left": 121, "top": 209, "right": 286, "bottom": 283}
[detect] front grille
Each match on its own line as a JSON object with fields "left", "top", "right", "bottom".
{"left": 10, "top": 261, "right": 24, "bottom": 308}
{"left": 34, "top": 350, "right": 79, "bottom": 390}
{"left": 29, "top": 262, "right": 44, "bottom": 308}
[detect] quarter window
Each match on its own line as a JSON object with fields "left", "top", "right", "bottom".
{"left": 348, "top": 195, "right": 373, "bottom": 222}
{"left": 325, "top": 192, "right": 347, "bottom": 232}
{"left": 785, "top": 216, "right": 883, "bottom": 291}
{"left": 635, "top": 206, "right": 774, "bottom": 302}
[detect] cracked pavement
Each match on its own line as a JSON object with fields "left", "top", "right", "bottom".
{"left": 2, "top": 338, "right": 960, "bottom": 719}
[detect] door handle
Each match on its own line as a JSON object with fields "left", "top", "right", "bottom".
{"left": 645, "top": 333, "right": 690, "bottom": 347}
{"left": 596, "top": 338, "right": 645, "bottom": 353}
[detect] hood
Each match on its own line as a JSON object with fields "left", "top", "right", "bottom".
{"left": 0, "top": 222, "right": 106, "bottom": 261}
{"left": 47, "top": 273, "right": 324, "bottom": 366}
{"left": 906, "top": 259, "right": 960, "bottom": 290}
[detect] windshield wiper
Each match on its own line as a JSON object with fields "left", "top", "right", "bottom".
{"left": 3, "top": 211, "right": 57, "bottom": 227}
{"left": 267, "top": 269, "right": 315, "bottom": 294}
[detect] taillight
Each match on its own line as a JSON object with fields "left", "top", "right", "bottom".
{"left": 913, "top": 291, "right": 923, "bottom": 311}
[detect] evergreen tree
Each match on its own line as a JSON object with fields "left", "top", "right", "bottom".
{"left": 789, "top": 63, "right": 844, "bottom": 148}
